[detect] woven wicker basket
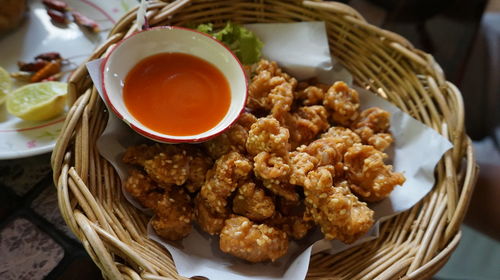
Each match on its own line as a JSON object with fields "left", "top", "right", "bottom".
{"left": 51, "top": 0, "right": 478, "bottom": 279}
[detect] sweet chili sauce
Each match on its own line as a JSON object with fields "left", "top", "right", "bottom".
{"left": 123, "top": 52, "right": 231, "bottom": 136}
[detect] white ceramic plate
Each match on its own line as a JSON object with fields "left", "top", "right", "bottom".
{"left": 0, "top": 0, "right": 137, "bottom": 159}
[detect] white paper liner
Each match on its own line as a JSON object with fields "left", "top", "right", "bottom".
{"left": 86, "top": 21, "right": 452, "bottom": 280}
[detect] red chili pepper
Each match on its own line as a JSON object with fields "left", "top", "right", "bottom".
{"left": 18, "top": 60, "right": 49, "bottom": 72}
{"left": 41, "top": 72, "right": 63, "bottom": 82}
{"left": 47, "top": 9, "right": 69, "bottom": 25}
{"left": 30, "top": 60, "right": 62, "bottom": 83}
{"left": 42, "top": 0, "right": 69, "bottom": 12}
{"left": 72, "top": 11, "right": 100, "bottom": 33}
{"left": 35, "top": 52, "right": 62, "bottom": 61}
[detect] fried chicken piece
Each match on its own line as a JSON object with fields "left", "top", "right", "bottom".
{"left": 203, "top": 124, "right": 248, "bottom": 159}
{"left": 220, "top": 216, "right": 288, "bottom": 262}
{"left": 344, "top": 144, "right": 405, "bottom": 202}
{"left": 237, "top": 112, "right": 258, "bottom": 131}
{"left": 298, "top": 137, "right": 343, "bottom": 166}
{"left": 295, "top": 105, "right": 330, "bottom": 134}
{"left": 304, "top": 167, "right": 374, "bottom": 243}
{"left": 253, "top": 152, "right": 290, "bottom": 180}
{"left": 122, "top": 144, "right": 163, "bottom": 166}
{"left": 246, "top": 117, "right": 290, "bottom": 156}
{"left": 352, "top": 107, "right": 393, "bottom": 151}
{"left": 247, "top": 60, "right": 297, "bottom": 116}
{"left": 253, "top": 152, "right": 298, "bottom": 201}
{"left": 199, "top": 152, "right": 252, "bottom": 215}
{"left": 321, "top": 126, "right": 362, "bottom": 154}
{"left": 194, "top": 195, "right": 227, "bottom": 235}
{"left": 143, "top": 151, "right": 190, "bottom": 186}
{"left": 266, "top": 198, "right": 313, "bottom": 240}
{"left": 233, "top": 182, "right": 275, "bottom": 221}
{"left": 151, "top": 187, "right": 194, "bottom": 241}
{"left": 353, "top": 107, "right": 390, "bottom": 133}
{"left": 367, "top": 133, "right": 393, "bottom": 152}
{"left": 278, "top": 106, "right": 329, "bottom": 148}
{"left": 294, "top": 85, "right": 325, "bottom": 105}
{"left": 265, "top": 213, "right": 312, "bottom": 240}
{"left": 288, "top": 151, "right": 319, "bottom": 186}
{"left": 323, "top": 81, "right": 360, "bottom": 126}
{"left": 185, "top": 154, "right": 213, "bottom": 193}
{"left": 123, "top": 169, "right": 164, "bottom": 209}
{"left": 262, "top": 180, "right": 298, "bottom": 202}
{"left": 269, "top": 80, "right": 295, "bottom": 117}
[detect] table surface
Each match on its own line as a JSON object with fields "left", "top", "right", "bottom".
{"left": 0, "top": 1, "right": 487, "bottom": 279}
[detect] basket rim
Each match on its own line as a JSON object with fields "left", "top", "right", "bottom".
{"left": 50, "top": 1, "right": 478, "bottom": 279}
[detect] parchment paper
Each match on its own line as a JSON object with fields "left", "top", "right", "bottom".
{"left": 86, "top": 21, "right": 452, "bottom": 280}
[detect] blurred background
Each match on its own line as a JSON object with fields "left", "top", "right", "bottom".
{"left": 353, "top": 1, "right": 500, "bottom": 279}
{"left": 0, "top": 0, "right": 499, "bottom": 279}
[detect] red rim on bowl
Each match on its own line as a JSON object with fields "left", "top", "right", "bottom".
{"left": 100, "top": 26, "right": 248, "bottom": 143}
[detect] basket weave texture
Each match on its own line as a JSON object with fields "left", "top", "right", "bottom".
{"left": 51, "top": 1, "right": 478, "bottom": 279}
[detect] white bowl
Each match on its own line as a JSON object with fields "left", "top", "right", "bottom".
{"left": 101, "top": 26, "right": 247, "bottom": 143}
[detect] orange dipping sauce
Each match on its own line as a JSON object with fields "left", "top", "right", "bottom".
{"left": 123, "top": 52, "right": 231, "bottom": 136}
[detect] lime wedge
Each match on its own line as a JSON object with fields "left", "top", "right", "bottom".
{"left": 0, "top": 66, "right": 12, "bottom": 105}
{"left": 6, "top": 81, "right": 68, "bottom": 121}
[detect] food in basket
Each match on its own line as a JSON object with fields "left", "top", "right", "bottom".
{"left": 121, "top": 59, "right": 405, "bottom": 262}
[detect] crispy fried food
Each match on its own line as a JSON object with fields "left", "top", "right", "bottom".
{"left": 151, "top": 187, "right": 194, "bottom": 241}
{"left": 253, "top": 152, "right": 290, "bottom": 180}
{"left": 122, "top": 144, "right": 163, "bottom": 166}
{"left": 247, "top": 60, "right": 297, "bottom": 115}
{"left": 246, "top": 116, "right": 290, "bottom": 156}
{"left": 265, "top": 212, "right": 312, "bottom": 240}
{"left": 352, "top": 107, "right": 393, "bottom": 151}
{"left": 185, "top": 154, "right": 213, "bottom": 193}
{"left": 220, "top": 216, "right": 288, "bottom": 262}
{"left": 304, "top": 167, "right": 374, "bottom": 243}
{"left": 123, "top": 169, "right": 164, "bottom": 209}
{"left": 294, "top": 85, "right": 325, "bottom": 106}
{"left": 199, "top": 152, "right": 252, "bottom": 215}
{"left": 269, "top": 79, "right": 295, "bottom": 117}
{"left": 237, "top": 112, "right": 258, "bottom": 131}
{"left": 344, "top": 144, "right": 405, "bottom": 202}
{"left": 203, "top": 124, "right": 248, "bottom": 159}
{"left": 367, "top": 133, "right": 393, "bottom": 152}
{"left": 298, "top": 137, "right": 343, "bottom": 166}
{"left": 289, "top": 151, "right": 318, "bottom": 186}
{"left": 233, "top": 182, "right": 275, "bottom": 221}
{"left": 144, "top": 151, "right": 190, "bottom": 186}
{"left": 275, "top": 105, "right": 329, "bottom": 149}
{"left": 125, "top": 144, "right": 211, "bottom": 192}
{"left": 195, "top": 195, "right": 227, "bottom": 235}
{"left": 266, "top": 198, "right": 313, "bottom": 240}
{"left": 286, "top": 105, "right": 329, "bottom": 148}
{"left": 262, "top": 180, "right": 298, "bottom": 202}
{"left": 321, "top": 126, "right": 362, "bottom": 153}
{"left": 323, "top": 81, "right": 360, "bottom": 126}
{"left": 253, "top": 152, "right": 298, "bottom": 201}
{"left": 353, "top": 107, "right": 390, "bottom": 133}
{"left": 295, "top": 105, "right": 330, "bottom": 134}
{"left": 121, "top": 60, "right": 406, "bottom": 261}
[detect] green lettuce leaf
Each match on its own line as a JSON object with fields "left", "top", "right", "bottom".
{"left": 196, "top": 22, "right": 263, "bottom": 65}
